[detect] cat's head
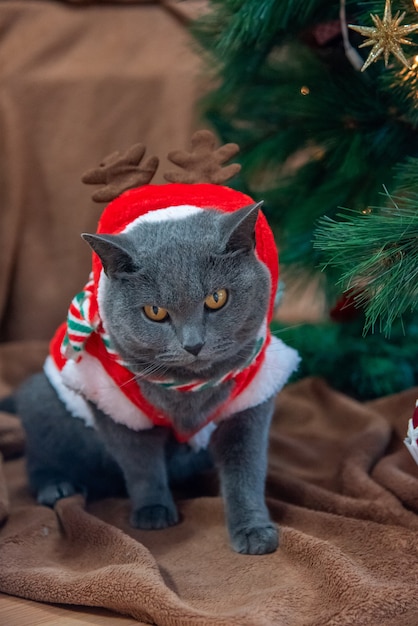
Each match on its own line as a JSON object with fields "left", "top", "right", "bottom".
{"left": 82, "top": 203, "right": 272, "bottom": 380}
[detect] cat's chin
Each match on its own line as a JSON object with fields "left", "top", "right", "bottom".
{"left": 176, "top": 360, "right": 215, "bottom": 377}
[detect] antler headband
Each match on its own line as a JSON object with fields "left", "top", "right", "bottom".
{"left": 80, "top": 129, "right": 278, "bottom": 326}
{"left": 82, "top": 130, "right": 241, "bottom": 202}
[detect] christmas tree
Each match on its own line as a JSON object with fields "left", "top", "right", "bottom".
{"left": 193, "top": 0, "right": 418, "bottom": 399}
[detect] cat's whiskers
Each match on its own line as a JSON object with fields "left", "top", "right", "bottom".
{"left": 114, "top": 361, "right": 171, "bottom": 389}
{"left": 135, "top": 362, "right": 170, "bottom": 379}
{"left": 210, "top": 341, "right": 235, "bottom": 355}
{"left": 156, "top": 352, "right": 183, "bottom": 364}
{"left": 270, "top": 323, "right": 304, "bottom": 336}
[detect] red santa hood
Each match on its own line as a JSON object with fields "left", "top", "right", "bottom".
{"left": 92, "top": 182, "right": 279, "bottom": 323}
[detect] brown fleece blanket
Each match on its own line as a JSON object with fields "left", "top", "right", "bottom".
{"left": 1, "top": 341, "right": 418, "bottom": 625}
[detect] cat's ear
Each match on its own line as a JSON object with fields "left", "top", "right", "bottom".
{"left": 222, "top": 201, "right": 262, "bottom": 254}
{"left": 81, "top": 233, "right": 137, "bottom": 278}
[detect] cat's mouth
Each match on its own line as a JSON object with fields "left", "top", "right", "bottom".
{"left": 154, "top": 348, "right": 225, "bottom": 370}
{"left": 159, "top": 354, "right": 214, "bottom": 374}
{"left": 122, "top": 353, "right": 208, "bottom": 378}
{"left": 125, "top": 354, "right": 227, "bottom": 382}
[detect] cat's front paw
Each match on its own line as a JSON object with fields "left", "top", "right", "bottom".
{"left": 231, "top": 522, "right": 279, "bottom": 555}
{"left": 130, "top": 504, "right": 179, "bottom": 530}
{"left": 37, "top": 481, "right": 80, "bottom": 507}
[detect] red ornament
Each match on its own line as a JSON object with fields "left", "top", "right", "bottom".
{"left": 329, "top": 290, "right": 362, "bottom": 323}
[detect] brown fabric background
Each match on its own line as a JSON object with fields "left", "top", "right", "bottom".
{"left": 0, "top": 0, "right": 205, "bottom": 342}
{"left": 2, "top": 2, "right": 418, "bottom": 625}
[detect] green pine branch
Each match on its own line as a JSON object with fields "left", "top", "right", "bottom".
{"left": 315, "top": 184, "right": 418, "bottom": 336}
{"left": 193, "top": 1, "right": 418, "bottom": 281}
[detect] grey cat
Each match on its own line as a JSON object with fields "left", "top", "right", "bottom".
{"left": 17, "top": 203, "right": 298, "bottom": 555}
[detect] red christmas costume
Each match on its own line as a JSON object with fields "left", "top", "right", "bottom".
{"left": 44, "top": 183, "right": 300, "bottom": 449}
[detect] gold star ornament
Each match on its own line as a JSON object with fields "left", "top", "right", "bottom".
{"left": 349, "top": 0, "right": 418, "bottom": 72}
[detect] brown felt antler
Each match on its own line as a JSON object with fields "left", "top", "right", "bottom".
{"left": 164, "top": 130, "right": 241, "bottom": 184}
{"left": 82, "top": 143, "right": 159, "bottom": 203}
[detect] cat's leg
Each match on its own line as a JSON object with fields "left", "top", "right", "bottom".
{"left": 91, "top": 407, "right": 179, "bottom": 530}
{"left": 210, "top": 397, "right": 278, "bottom": 555}
{"left": 17, "top": 373, "right": 122, "bottom": 505}
{"left": 166, "top": 438, "right": 214, "bottom": 486}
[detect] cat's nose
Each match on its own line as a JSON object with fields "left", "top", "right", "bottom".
{"left": 183, "top": 341, "right": 204, "bottom": 356}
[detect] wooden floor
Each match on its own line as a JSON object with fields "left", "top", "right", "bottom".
{"left": 0, "top": 594, "right": 143, "bottom": 625}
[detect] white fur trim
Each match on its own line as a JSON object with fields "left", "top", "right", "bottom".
{"left": 44, "top": 356, "right": 95, "bottom": 427}
{"left": 217, "top": 337, "right": 300, "bottom": 421}
{"left": 48, "top": 353, "right": 154, "bottom": 432}
{"left": 123, "top": 205, "right": 204, "bottom": 231}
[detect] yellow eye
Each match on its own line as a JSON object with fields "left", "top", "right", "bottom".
{"left": 205, "top": 289, "right": 228, "bottom": 311}
{"left": 143, "top": 305, "right": 169, "bottom": 322}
